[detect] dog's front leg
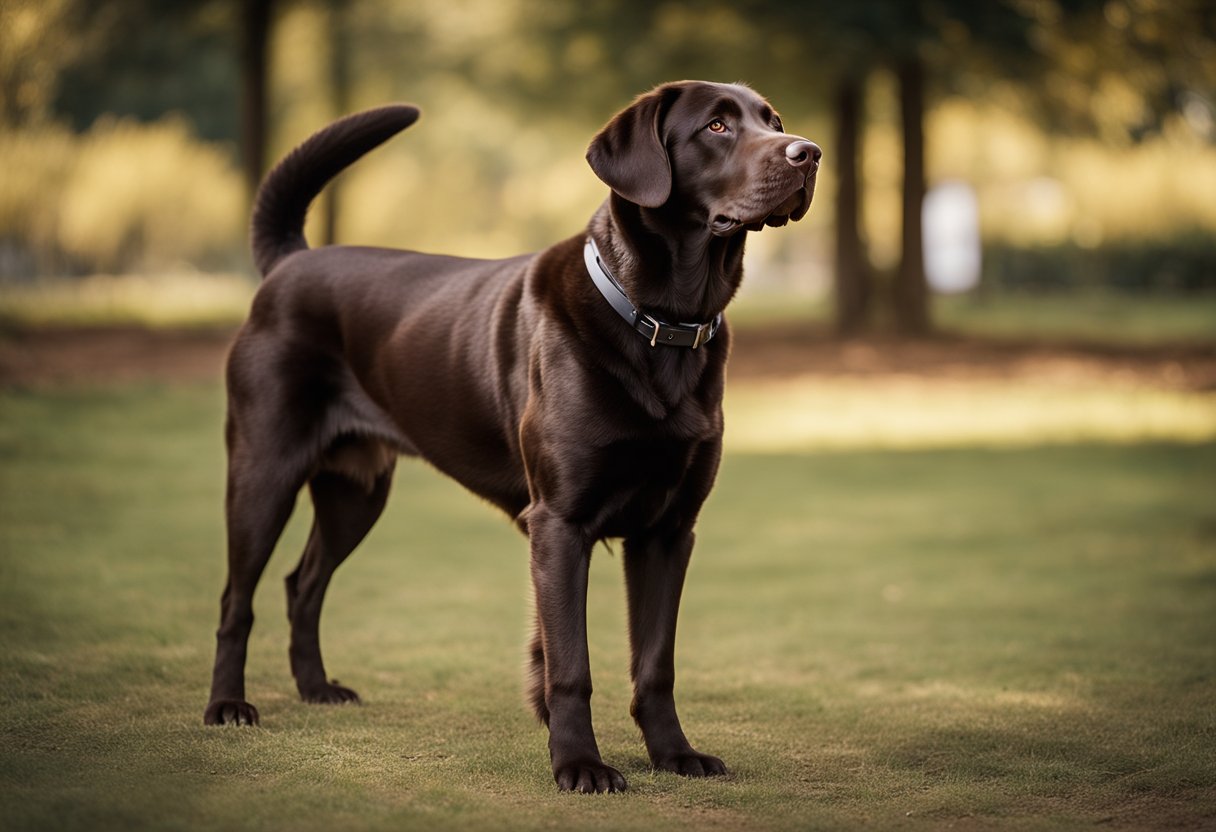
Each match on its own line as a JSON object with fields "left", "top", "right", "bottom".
{"left": 529, "top": 504, "right": 627, "bottom": 793}
{"left": 624, "top": 530, "right": 728, "bottom": 777}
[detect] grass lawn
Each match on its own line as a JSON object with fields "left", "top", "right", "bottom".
{"left": 1, "top": 382, "right": 1214, "bottom": 830}
{"left": 933, "top": 291, "right": 1216, "bottom": 347}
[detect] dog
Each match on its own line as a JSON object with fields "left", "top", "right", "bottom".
{"left": 204, "top": 80, "right": 820, "bottom": 793}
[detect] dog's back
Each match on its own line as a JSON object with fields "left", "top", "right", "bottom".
{"left": 235, "top": 102, "right": 547, "bottom": 516}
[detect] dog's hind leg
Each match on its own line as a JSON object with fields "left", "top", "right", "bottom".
{"left": 204, "top": 456, "right": 305, "bottom": 726}
{"left": 286, "top": 451, "right": 394, "bottom": 704}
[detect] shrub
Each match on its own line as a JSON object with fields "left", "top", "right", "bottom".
{"left": 0, "top": 117, "right": 246, "bottom": 278}
{"left": 982, "top": 234, "right": 1216, "bottom": 293}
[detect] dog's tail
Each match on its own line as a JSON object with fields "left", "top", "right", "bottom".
{"left": 250, "top": 104, "right": 420, "bottom": 278}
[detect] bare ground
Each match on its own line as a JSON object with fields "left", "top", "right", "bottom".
{"left": 1, "top": 323, "right": 1214, "bottom": 390}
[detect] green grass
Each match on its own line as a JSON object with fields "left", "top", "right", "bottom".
{"left": 728, "top": 287, "right": 1216, "bottom": 346}
{"left": 934, "top": 290, "right": 1216, "bottom": 346}
{"left": 1, "top": 383, "right": 1214, "bottom": 830}
{"left": 725, "top": 376, "right": 1216, "bottom": 451}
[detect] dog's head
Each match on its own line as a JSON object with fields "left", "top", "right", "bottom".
{"left": 586, "top": 81, "right": 819, "bottom": 236}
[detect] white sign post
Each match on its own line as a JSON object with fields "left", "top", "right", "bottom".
{"left": 923, "top": 181, "right": 981, "bottom": 294}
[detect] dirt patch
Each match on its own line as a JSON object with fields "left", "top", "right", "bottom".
{"left": 1, "top": 323, "right": 1214, "bottom": 391}
{"left": 0, "top": 325, "right": 235, "bottom": 387}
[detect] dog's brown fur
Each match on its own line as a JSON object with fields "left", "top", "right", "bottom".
{"left": 204, "top": 81, "right": 820, "bottom": 793}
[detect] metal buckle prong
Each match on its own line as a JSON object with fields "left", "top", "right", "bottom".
{"left": 642, "top": 313, "right": 661, "bottom": 347}
{"left": 691, "top": 321, "right": 709, "bottom": 349}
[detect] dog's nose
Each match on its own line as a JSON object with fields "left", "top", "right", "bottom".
{"left": 785, "top": 140, "right": 822, "bottom": 170}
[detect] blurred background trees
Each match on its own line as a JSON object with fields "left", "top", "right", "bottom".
{"left": 1, "top": 0, "right": 1214, "bottom": 335}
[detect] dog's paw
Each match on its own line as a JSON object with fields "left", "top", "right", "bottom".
{"left": 653, "top": 750, "right": 728, "bottom": 778}
{"left": 554, "top": 760, "right": 628, "bottom": 793}
{"left": 300, "top": 680, "right": 361, "bottom": 705}
{"left": 204, "top": 699, "right": 260, "bottom": 726}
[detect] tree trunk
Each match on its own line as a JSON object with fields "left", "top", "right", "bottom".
{"left": 240, "top": 0, "right": 272, "bottom": 200}
{"left": 894, "top": 55, "right": 931, "bottom": 336}
{"left": 322, "top": 0, "right": 352, "bottom": 247}
{"left": 832, "top": 75, "right": 871, "bottom": 336}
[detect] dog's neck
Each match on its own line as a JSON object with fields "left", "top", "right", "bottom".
{"left": 573, "top": 196, "right": 740, "bottom": 420}
{"left": 590, "top": 195, "right": 747, "bottom": 324}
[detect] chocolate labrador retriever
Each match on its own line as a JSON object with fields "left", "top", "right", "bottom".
{"left": 204, "top": 80, "right": 819, "bottom": 793}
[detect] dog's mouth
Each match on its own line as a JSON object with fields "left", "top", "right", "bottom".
{"left": 710, "top": 177, "right": 816, "bottom": 237}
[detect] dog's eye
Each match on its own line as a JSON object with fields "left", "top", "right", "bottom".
{"left": 772, "top": 117, "right": 784, "bottom": 132}
{"left": 707, "top": 119, "right": 728, "bottom": 134}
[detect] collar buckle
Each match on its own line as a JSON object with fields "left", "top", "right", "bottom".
{"left": 584, "top": 236, "right": 722, "bottom": 350}
{"left": 642, "top": 313, "right": 661, "bottom": 347}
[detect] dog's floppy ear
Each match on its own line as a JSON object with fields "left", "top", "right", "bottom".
{"left": 586, "top": 85, "right": 681, "bottom": 208}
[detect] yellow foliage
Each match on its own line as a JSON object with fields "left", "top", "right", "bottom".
{"left": 928, "top": 95, "right": 1216, "bottom": 247}
{"left": 0, "top": 0, "right": 81, "bottom": 123}
{"left": 56, "top": 117, "right": 245, "bottom": 271}
{"left": 0, "top": 117, "right": 245, "bottom": 274}
{"left": 0, "top": 124, "right": 75, "bottom": 252}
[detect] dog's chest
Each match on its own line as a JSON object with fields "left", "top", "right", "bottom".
{"left": 569, "top": 433, "right": 706, "bottom": 538}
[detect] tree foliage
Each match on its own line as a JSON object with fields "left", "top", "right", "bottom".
{"left": 3, "top": 0, "right": 1213, "bottom": 311}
